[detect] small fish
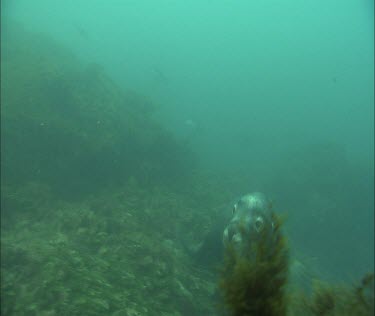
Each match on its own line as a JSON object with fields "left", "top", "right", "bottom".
{"left": 151, "top": 67, "right": 168, "bottom": 83}
{"left": 184, "top": 119, "right": 196, "bottom": 128}
{"left": 73, "top": 23, "right": 90, "bottom": 40}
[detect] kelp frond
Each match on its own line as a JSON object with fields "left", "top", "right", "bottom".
{"left": 219, "top": 213, "right": 289, "bottom": 316}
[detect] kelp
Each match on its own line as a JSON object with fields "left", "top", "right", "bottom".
{"left": 218, "top": 212, "right": 374, "bottom": 316}
{"left": 219, "top": 213, "right": 289, "bottom": 316}
{"left": 291, "top": 273, "right": 374, "bottom": 316}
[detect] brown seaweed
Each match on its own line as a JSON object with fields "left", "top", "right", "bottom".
{"left": 219, "top": 213, "right": 289, "bottom": 316}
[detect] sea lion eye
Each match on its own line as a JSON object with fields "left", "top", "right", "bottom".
{"left": 254, "top": 216, "right": 264, "bottom": 232}
{"left": 232, "top": 203, "right": 237, "bottom": 215}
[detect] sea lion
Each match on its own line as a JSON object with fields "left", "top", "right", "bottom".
{"left": 184, "top": 192, "right": 275, "bottom": 267}
{"left": 223, "top": 192, "right": 275, "bottom": 258}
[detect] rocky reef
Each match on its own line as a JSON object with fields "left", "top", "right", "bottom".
{"left": 1, "top": 22, "right": 373, "bottom": 316}
{"left": 1, "top": 22, "right": 194, "bottom": 200}
{"left": 1, "top": 179, "right": 219, "bottom": 316}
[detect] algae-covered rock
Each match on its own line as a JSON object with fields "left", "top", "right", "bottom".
{"left": 1, "top": 22, "right": 194, "bottom": 199}
{"left": 1, "top": 180, "right": 219, "bottom": 316}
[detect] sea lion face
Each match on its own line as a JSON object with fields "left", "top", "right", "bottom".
{"left": 223, "top": 192, "right": 274, "bottom": 256}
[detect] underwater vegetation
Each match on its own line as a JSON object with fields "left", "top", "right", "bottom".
{"left": 262, "top": 141, "right": 374, "bottom": 288}
{"left": 1, "top": 179, "right": 219, "bottom": 316}
{"left": 2, "top": 178, "right": 373, "bottom": 316}
{"left": 219, "top": 211, "right": 374, "bottom": 316}
{"left": 290, "top": 273, "right": 374, "bottom": 316}
{"left": 219, "top": 213, "right": 289, "bottom": 316}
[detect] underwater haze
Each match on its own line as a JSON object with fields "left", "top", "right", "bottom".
{"left": 4, "top": 0, "right": 374, "bottom": 166}
{"left": 1, "top": 0, "right": 374, "bottom": 315}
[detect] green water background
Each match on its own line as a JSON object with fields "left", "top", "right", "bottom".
{"left": 1, "top": 0, "right": 374, "bottom": 315}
